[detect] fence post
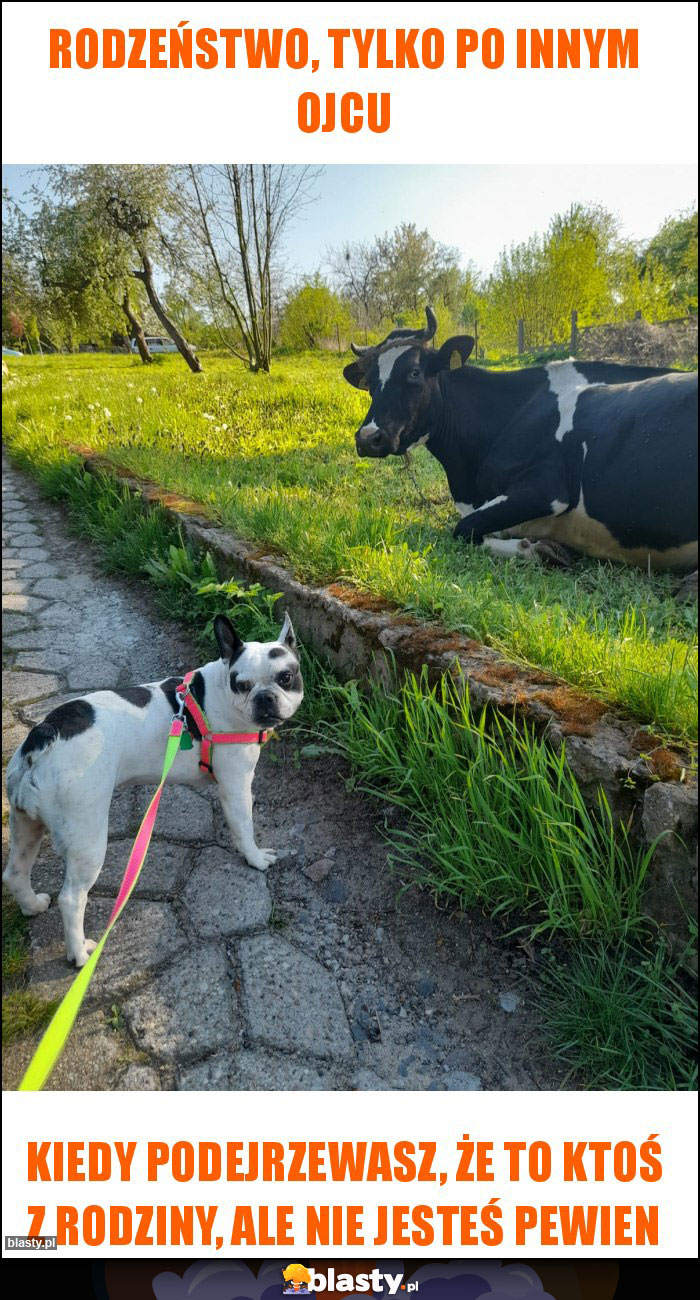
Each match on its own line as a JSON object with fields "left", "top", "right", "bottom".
{"left": 517, "top": 319, "right": 525, "bottom": 354}
{"left": 570, "top": 309, "right": 578, "bottom": 355}
{"left": 634, "top": 310, "right": 643, "bottom": 320}
{"left": 473, "top": 311, "right": 478, "bottom": 362}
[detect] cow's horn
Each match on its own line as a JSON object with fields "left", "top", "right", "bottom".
{"left": 350, "top": 341, "right": 374, "bottom": 357}
{"left": 422, "top": 306, "right": 438, "bottom": 340}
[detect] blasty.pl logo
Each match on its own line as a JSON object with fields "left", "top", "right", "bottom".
{"left": 282, "top": 1266, "right": 415, "bottom": 1294}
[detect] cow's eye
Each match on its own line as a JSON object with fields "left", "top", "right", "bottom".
{"left": 408, "top": 368, "right": 422, "bottom": 381}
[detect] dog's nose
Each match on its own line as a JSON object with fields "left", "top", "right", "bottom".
{"left": 257, "top": 690, "right": 276, "bottom": 709}
{"left": 355, "top": 425, "right": 388, "bottom": 457}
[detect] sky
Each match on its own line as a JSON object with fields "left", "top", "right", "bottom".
{"left": 3, "top": 162, "right": 697, "bottom": 281}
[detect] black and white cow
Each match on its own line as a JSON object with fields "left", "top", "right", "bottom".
{"left": 343, "top": 308, "right": 698, "bottom": 571}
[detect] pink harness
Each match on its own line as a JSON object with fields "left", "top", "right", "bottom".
{"left": 176, "top": 670, "right": 268, "bottom": 780}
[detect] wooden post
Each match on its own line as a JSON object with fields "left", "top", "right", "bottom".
{"left": 517, "top": 319, "right": 525, "bottom": 354}
{"left": 634, "top": 310, "right": 642, "bottom": 320}
{"left": 570, "top": 309, "right": 578, "bottom": 354}
{"left": 473, "top": 311, "right": 478, "bottom": 362}
{"left": 336, "top": 322, "right": 341, "bottom": 353}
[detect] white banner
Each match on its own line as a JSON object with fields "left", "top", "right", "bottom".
{"left": 1, "top": 2, "right": 698, "bottom": 164}
{"left": 2, "top": 1090, "right": 697, "bottom": 1258}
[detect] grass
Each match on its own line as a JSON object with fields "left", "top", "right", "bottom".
{"left": 540, "top": 936, "right": 698, "bottom": 1090}
{"left": 2, "top": 350, "right": 697, "bottom": 744}
{"left": 315, "top": 669, "right": 658, "bottom": 940}
{"left": 2, "top": 366, "right": 697, "bottom": 1089}
{"left": 2, "top": 890, "right": 60, "bottom": 1046}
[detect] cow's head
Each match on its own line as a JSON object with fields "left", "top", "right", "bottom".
{"left": 343, "top": 308, "right": 474, "bottom": 457}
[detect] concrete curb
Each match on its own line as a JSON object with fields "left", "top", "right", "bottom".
{"left": 82, "top": 454, "right": 698, "bottom": 938}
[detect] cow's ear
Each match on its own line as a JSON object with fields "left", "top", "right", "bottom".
{"left": 343, "top": 361, "right": 371, "bottom": 391}
{"left": 430, "top": 336, "right": 475, "bottom": 372}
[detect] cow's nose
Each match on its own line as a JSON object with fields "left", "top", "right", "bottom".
{"left": 355, "top": 424, "right": 387, "bottom": 456}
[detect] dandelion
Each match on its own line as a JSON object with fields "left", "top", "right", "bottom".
{"left": 87, "top": 403, "right": 95, "bottom": 411}
{"left": 103, "top": 407, "right": 112, "bottom": 419}
{"left": 65, "top": 414, "right": 73, "bottom": 422}
{"left": 202, "top": 413, "right": 215, "bottom": 421}
{"left": 136, "top": 396, "right": 143, "bottom": 405}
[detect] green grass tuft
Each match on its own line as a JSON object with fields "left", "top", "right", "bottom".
{"left": 2, "top": 990, "right": 61, "bottom": 1045}
{"left": 540, "top": 937, "right": 698, "bottom": 1090}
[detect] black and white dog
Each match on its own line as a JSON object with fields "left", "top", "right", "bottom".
{"left": 4, "top": 613, "right": 303, "bottom": 967}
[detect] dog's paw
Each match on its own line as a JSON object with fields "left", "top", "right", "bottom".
{"left": 246, "top": 848, "right": 277, "bottom": 871}
{"left": 72, "top": 939, "right": 97, "bottom": 968}
{"left": 20, "top": 892, "right": 51, "bottom": 916}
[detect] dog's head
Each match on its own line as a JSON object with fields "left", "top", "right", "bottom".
{"left": 213, "top": 612, "right": 304, "bottom": 729}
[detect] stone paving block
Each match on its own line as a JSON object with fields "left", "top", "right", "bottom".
{"left": 2, "top": 593, "right": 47, "bottom": 616}
{"left": 125, "top": 945, "right": 238, "bottom": 1062}
{"left": 182, "top": 847, "right": 271, "bottom": 937}
{"left": 64, "top": 656, "right": 123, "bottom": 691}
{"left": 2, "top": 612, "right": 35, "bottom": 637}
{"left": 177, "top": 1049, "right": 333, "bottom": 1090}
{"left": 32, "top": 576, "right": 94, "bottom": 603}
{"left": 2, "top": 669, "right": 62, "bottom": 703}
{"left": 26, "top": 897, "right": 187, "bottom": 1001}
{"left": 141, "top": 784, "right": 215, "bottom": 842}
{"left": 3, "top": 629, "right": 56, "bottom": 651}
{"left": 16, "top": 563, "right": 60, "bottom": 580}
{"left": 94, "top": 839, "right": 190, "bottom": 898}
{"left": 8, "top": 532, "right": 43, "bottom": 547}
{"left": 117, "top": 1064, "right": 162, "bottom": 1090}
{"left": 5, "top": 547, "right": 50, "bottom": 564}
{"left": 109, "top": 789, "right": 137, "bottom": 836}
{"left": 239, "top": 934, "right": 353, "bottom": 1059}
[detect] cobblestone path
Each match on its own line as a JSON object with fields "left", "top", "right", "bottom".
{"left": 2, "top": 458, "right": 560, "bottom": 1091}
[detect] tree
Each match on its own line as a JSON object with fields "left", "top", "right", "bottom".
{"left": 327, "top": 239, "right": 383, "bottom": 340}
{"left": 50, "top": 165, "right": 201, "bottom": 371}
{"left": 281, "top": 279, "right": 352, "bottom": 350}
{"left": 3, "top": 187, "right": 139, "bottom": 353}
{"left": 643, "top": 207, "right": 698, "bottom": 313}
{"left": 483, "top": 203, "right": 623, "bottom": 350}
{"left": 169, "top": 164, "right": 320, "bottom": 372}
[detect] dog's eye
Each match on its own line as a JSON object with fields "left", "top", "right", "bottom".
{"left": 233, "top": 678, "right": 251, "bottom": 693}
{"left": 278, "top": 671, "right": 293, "bottom": 688}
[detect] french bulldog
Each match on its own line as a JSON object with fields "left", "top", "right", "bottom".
{"left": 3, "top": 613, "right": 303, "bottom": 966}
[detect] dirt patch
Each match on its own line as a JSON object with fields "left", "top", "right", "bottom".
{"left": 532, "top": 686, "right": 608, "bottom": 736}
{"left": 327, "top": 583, "right": 398, "bottom": 614}
{"left": 641, "top": 748, "right": 687, "bottom": 783}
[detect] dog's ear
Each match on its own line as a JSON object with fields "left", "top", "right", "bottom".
{"left": 278, "top": 612, "right": 297, "bottom": 651}
{"left": 214, "top": 613, "right": 245, "bottom": 662}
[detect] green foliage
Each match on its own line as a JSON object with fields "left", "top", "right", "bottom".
{"left": 281, "top": 279, "right": 353, "bottom": 350}
{"left": 644, "top": 207, "right": 698, "bottom": 313}
{"left": 540, "top": 937, "right": 697, "bottom": 1089}
{"left": 2, "top": 351, "right": 696, "bottom": 742}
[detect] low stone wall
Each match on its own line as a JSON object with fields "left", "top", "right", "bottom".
{"left": 83, "top": 455, "right": 699, "bottom": 943}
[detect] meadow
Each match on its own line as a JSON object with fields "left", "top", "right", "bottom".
{"left": 3, "top": 350, "right": 697, "bottom": 744}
